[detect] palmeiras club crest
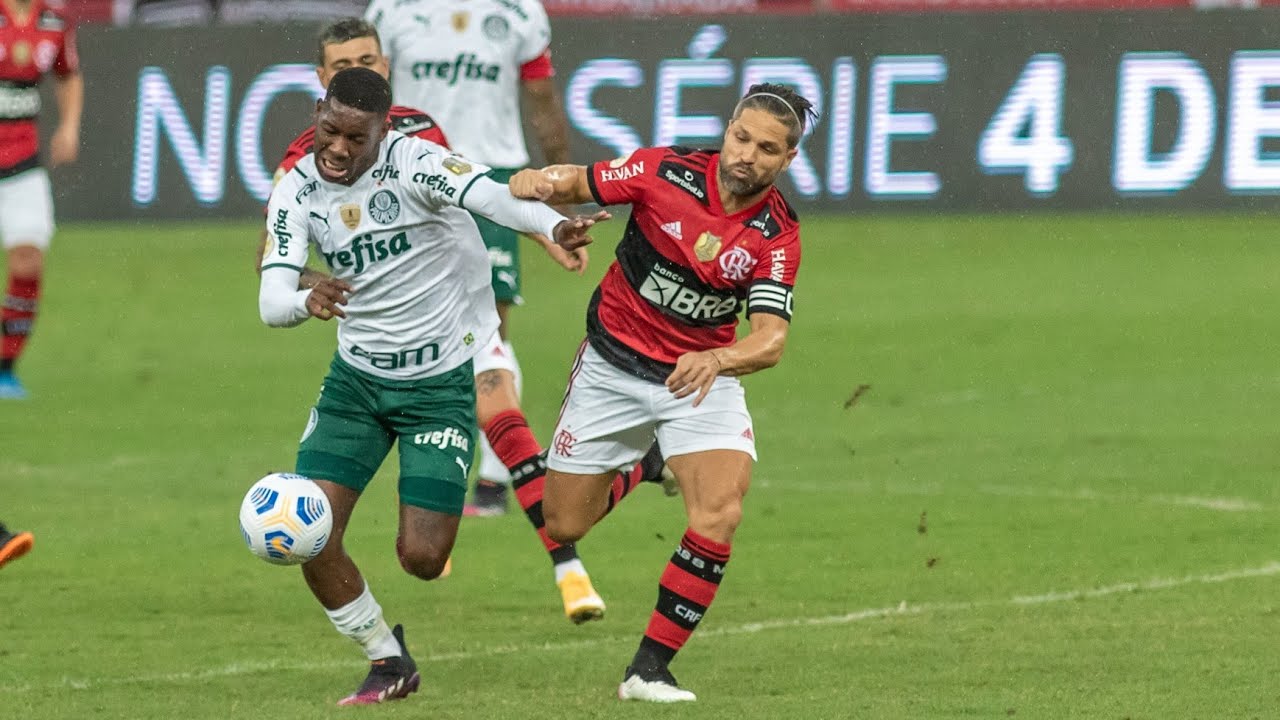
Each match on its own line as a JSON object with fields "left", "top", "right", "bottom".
{"left": 368, "top": 190, "right": 401, "bottom": 224}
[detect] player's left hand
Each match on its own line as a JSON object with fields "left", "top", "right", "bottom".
{"left": 50, "top": 124, "right": 79, "bottom": 167}
{"left": 553, "top": 211, "right": 610, "bottom": 252}
{"left": 533, "top": 233, "right": 589, "bottom": 275}
{"left": 666, "top": 350, "right": 723, "bottom": 407}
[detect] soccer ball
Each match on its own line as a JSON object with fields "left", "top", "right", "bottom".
{"left": 238, "top": 473, "right": 332, "bottom": 566}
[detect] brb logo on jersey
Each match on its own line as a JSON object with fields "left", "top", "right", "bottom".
{"left": 368, "top": 190, "right": 401, "bottom": 224}
{"left": 638, "top": 263, "right": 739, "bottom": 324}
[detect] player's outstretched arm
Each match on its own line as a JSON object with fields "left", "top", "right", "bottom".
{"left": 665, "top": 314, "right": 790, "bottom": 407}
{"left": 462, "top": 175, "right": 605, "bottom": 250}
{"left": 50, "top": 72, "right": 83, "bottom": 167}
{"left": 508, "top": 165, "right": 593, "bottom": 206}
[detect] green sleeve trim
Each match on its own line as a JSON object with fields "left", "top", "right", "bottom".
{"left": 457, "top": 173, "right": 487, "bottom": 210}
{"left": 260, "top": 262, "right": 305, "bottom": 273}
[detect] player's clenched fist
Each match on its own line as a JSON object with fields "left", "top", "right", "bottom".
{"left": 306, "top": 277, "right": 354, "bottom": 321}
{"left": 508, "top": 168, "right": 554, "bottom": 201}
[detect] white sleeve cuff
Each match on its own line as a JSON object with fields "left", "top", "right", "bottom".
{"left": 462, "top": 175, "right": 563, "bottom": 240}
{"left": 259, "top": 268, "right": 312, "bottom": 327}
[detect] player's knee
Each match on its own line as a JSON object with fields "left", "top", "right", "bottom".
{"left": 395, "top": 537, "right": 450, "bottom": 580}
{"left": 6, "top": 246, "right": 43, "bottom": 278}
{"left": 543, "top": 506, "right": 589, "bottom": 545}
{"left": 688, "top": 500, "right": 743, "bottom": 544}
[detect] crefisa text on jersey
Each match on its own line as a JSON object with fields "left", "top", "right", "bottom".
{"left": 321, "top": 231, "right": 412, "bottom": 274}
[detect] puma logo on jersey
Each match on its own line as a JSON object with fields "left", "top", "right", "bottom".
{"left": 411, "top": 54, "right": 501, "bottom": 85}
{"left": 659, "top": 221, "right": 682, "bottom": 240}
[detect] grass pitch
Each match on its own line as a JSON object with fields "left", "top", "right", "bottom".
{"left": 1, "top": 214, "right": 1278, "bottom": 719}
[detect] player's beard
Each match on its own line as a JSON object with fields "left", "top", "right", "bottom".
{"left": 719, "top": 162, "right": 770, "bottom": 198}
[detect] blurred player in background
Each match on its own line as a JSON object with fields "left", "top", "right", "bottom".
{"left": 0, "top": 0, "right": 81, "bottom": 399}
{"left": 0, "top": 521, "right": 34, "bottom": 568}
{"left": 258, "top": 67, "right": 604, "bottom": 705}
{"left": 508, "top": 83, "right": 815, "bottom": 702}
{"left": 365, "top": 0, "right": 574, "bottom": 518}
{"left": 365, "top": 0, "right": 633, "bottom": 624}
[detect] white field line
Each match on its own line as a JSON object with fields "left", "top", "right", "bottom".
{"left": 754, "top": 478, "right": 1268, "bottom": 513}
{"left": 7, "top": 561, "right": 1278, "bottom": 695}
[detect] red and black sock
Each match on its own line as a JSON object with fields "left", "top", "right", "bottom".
{"left": 632, "top": 529, "right": 731, "bottom": 672}
{"left": 486, "top": 409, "right": 580, "bottom": 564}
{"left": 1, "top": 274, "right": 39, "bottom": 373}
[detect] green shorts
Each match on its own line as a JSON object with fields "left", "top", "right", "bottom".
{"left": 296, "top": 354, "right": 477, "bottom": 515}
{"left": 471, "top": 167, "right": 522, "bottom": 305}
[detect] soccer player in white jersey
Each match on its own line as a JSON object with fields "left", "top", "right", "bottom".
{"left": 258, "top": 67, "right": 604, "bottom": 706}
{"left": 365, "top": 0, "right": 574, "bottom": 516}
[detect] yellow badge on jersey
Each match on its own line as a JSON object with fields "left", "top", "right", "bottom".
{"left": 694, "top": 232, "right": 722, "bottom": 262}
{"left": 340, "top": 204, "right": 361, "bottom": 230}
{"left": 452, "top": 11, "right": 469, "bottom": 32}
{"left": 262, "top": 235, "right": 275, "bottom": 260}
{"left": 443, "top": 157, "right": 472, "bottom": 175}
{"left": 12, "top": 41, "right": 31, "bottom": 67}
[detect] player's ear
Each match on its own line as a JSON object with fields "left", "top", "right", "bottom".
{"left": 780, "top": 147, "right": 798, "bottom": 172}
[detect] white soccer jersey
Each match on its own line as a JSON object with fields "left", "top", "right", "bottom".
{"left": 264, "top": 131, "right": 499, "bottom": 380}
{"left": 366, "top": 0, "right": 552, "bottom": 169}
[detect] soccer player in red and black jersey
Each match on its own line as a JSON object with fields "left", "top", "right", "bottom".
{"left": 0, "top": 0, "right": 80, "bottom": 399}
{"left": 508, "top": 83, "right": 815, "bottom": 702}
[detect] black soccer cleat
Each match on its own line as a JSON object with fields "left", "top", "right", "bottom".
{"left": 336, "top": 624, "right": 421, "bottom": 706}
{"left": 638, "top": 442, "right": 679, "bottom": 497}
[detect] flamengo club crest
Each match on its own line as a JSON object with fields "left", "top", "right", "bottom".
{"left": 694, "top": 231, "right": 722, "bottom": 262}
{"left": 719, "top": 246, "right": 757, "bottom": 281}
{"left": 368, "top": 190, "right": 401, "bottom": 224}
{"left": 339, "top": 203, "right": 361, "bottom": 230}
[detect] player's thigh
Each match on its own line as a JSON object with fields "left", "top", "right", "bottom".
{"left": 387, "top": 360, "right": 478, "bottom": 517}
{"left": 665, "top": 449, "right": 753, "bottom": 539}
{"left": 472, "top": 330, "right": 519, "bottom": 424}
{"left": 296, "top": 355, "right": 395, "bottom": 496}
{"left": 546, "top": 341, "right": 658, "bottom": 475}
{"left": 0, "top": 168, "right": 55, "bottom": 254}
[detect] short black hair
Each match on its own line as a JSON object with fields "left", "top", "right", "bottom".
{"left": 734, "top": 83, "right": 819, "bottom": 148}
{"left": 325, "top": 67, "right": 392, "bottom": 118}
{"left": 317, "top": 17, "right": 381, "bottom": 66}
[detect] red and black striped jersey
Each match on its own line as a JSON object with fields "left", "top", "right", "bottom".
{"left": 585, "top": 145, "right": 801, "bottom": 383}
{"left": 0, "top": 0, "right": 77, "bottom": 176}
{"left": 274, "top": 105, "right": 449, "bottom": 179}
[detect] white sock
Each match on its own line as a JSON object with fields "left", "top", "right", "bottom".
{"left": 502, "top": 340, "right": 523, "bottom": 398}
{"left": 324, "top": 584, "right": 402, "bottom": 660}
{"left": 554, "top": 558, "right": 587, "bottom": 583}
{"left": 477, "top": 433, "right": 512, "bottom": 484}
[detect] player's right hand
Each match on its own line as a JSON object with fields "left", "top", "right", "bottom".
{"left": 553, "top": 211, "right": 610, "bottom": 252}
{"left": 508, "top": 169, "right": 554, "bottom": 201}
{"left": 306, "top": 277, "right": 354, "bottom": 321}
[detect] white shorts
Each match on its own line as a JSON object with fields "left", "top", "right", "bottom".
{"left": 471, "top": 331, "right": 518, "bottom": 376}
{"left": 0, "top": 168, "right": 55, "bottom": 250}
{"left": 547, "top": 341, "right": 757, "bottom": 475}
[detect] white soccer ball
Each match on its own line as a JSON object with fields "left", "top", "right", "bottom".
{"left": 238, "top": 473, "right": 333, "bottom": 566}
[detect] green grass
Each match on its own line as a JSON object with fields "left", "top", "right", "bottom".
{"left": 2, "top": 214, "right": 1279, "bottom": 719}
